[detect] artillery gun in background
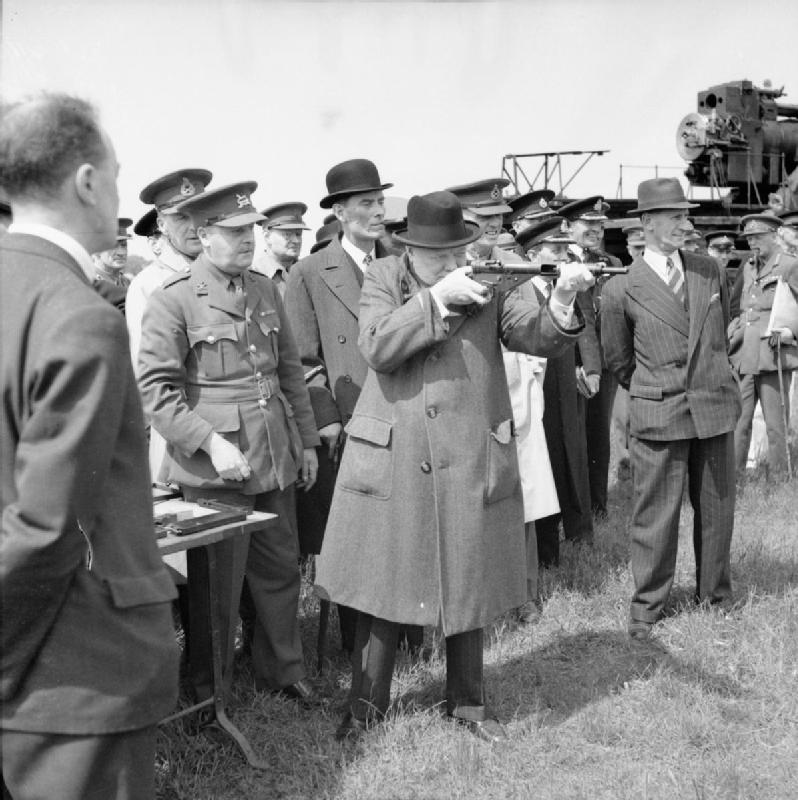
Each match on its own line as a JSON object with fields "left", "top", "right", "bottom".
{"left": 501, "top": 80, "right": 797, "bottom": 276}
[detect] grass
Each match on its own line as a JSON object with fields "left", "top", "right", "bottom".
{"left": 156, "top": 449, "right": 798, "bottom": 800}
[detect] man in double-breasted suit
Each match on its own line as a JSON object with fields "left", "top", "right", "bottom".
{"left": 284, "top": 159, "right": 403, "bottom": 652}
{"left": 601, "top": 178, "right": 742, "bottom": 640}
{"left": 1, "top": 93, "right": 179, "bottom": 800}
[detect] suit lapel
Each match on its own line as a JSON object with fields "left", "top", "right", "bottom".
{"left": 684, "top": 251, "right": 711, "bottom": 360}
{"left": 627, "top": 257, "right": 689, "bottom": 337}
{"left": 319, "top": 239, "right": 362, "bottom": 318}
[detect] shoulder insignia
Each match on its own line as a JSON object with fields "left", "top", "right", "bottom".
{"left": 162, "top": 271, "right": 191, "bottom": 289}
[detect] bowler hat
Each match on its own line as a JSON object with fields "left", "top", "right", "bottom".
{"left": 630, "top": 178, "right": 699, "bottom": 214}
{"left": 515, "top": 215, "right": 568, "bottom": 251}
{"left": 392, "top": 191, "right": 481, "bottom": 249}
{"left": 310, "top": 219, "right": 341, "bottom": 254}
{"left": 320, "top": 159, "right": 393, "bottom": 209}
{"left": 116, "top": 217, "right": 133, "bottom": 241}
{"left": 134, "top": 208, "right": 160, "bottom": 237}
{"left": 176, "top": 181, "right": 265, "bottom": 227}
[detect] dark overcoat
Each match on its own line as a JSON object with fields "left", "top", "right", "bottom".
{"left": 1, "top": 233, "right": 179, "bottom": 733}
{"left": 316, "top": 255, "right": 582, "bottom": 636}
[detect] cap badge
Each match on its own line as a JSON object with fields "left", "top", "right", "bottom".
{"left": 195, "top": 281, "right": 208, "bottom": 296}
{"left": 236, "top": 193, "right": 252, "bottom": 209}
{"left": 539, "top": 199, "right": 549, "bottom": 209}
{"left": 490, "top": 184, "right": 501, "bottom": 201}
{"left": 180, "top": 177, "right": 196, "bottom": 197}
{"left": 593, "top": 199, "right": 604, "bottom": 212}
{"left": 560, "top": 219, "right": 569, "bottom": 234}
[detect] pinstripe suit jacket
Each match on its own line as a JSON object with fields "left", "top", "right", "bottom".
{"left": 601, "top": 251, "right": 741, "bottom": 441}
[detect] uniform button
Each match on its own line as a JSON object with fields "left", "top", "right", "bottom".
{"left": 255, "top": 371, "right": 263, "bottom": 378}
{"left": 343, "top": 374, "right": 352, "bottom": 383}
{"left": 260, "top": 311, "right": 266, "bottom": 316}
{"left": 420, "top": 461, "right": 432, "bottom": 474}
{"left": 249, "top": 344, "right": 257, "bottom": 353}
{"left": 427, "top": 406, "right": 437, "bottom": 418}
{"left": 338, "top": 335, "right": 346, "bottom": 343}
{"left": 258, "top": 398, "right": 268, "bottom": 408}
{"left": 206, "top": 335, "right": 216, "bottom": 343}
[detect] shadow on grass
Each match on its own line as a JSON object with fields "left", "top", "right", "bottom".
{"left": 397, "top": 629, "right": 743, "bottom": 731}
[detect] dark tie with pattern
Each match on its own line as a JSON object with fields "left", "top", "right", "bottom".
{"left": 666, "top": 257, "right": 685, "bottom": 308}
{"left": 363, "top": 253, "right": 373, "bottom": 269}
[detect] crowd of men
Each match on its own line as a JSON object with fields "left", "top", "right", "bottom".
{"left": 2, "top": 92, "right": 798, "bottom": 798}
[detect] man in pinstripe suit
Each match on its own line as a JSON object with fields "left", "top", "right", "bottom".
{"left": 601, "top": 179, "right": 742, "bottom": 640}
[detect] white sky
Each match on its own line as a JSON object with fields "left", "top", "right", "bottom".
{"left": 3, "top": 0, "right": 797, "bottom": 257}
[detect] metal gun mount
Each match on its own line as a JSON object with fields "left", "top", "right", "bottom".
{"left": 676, "top": 79, "right": 798, "bottom": 206}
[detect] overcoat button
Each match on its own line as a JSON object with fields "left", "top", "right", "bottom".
{"left": 338, "top": 335, "right": 346, "bottom": 343}
{"left": 427, "top": 406, "right": 437, "bottom": 419}
{"left": 249, "top": 344, "right": 257, "bottom": 352}
{"left": 420, "top": 461, "right": 432, "bottom": 474}
{"left": 343, "top": 374, "right": 352, "bottom": 383}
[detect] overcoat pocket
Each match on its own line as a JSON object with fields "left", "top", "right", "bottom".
{"left": 484, "top": 420, "right": 519, "bottom": 505}
{"left": 338, "top": 415, "right": 393, "bottom": 499}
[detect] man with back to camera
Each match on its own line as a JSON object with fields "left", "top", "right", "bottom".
{"left": 601, "top": 178, "right": 742, "bottom": 641}
{"left": 0, "top": 92, "right": 179, "bottom": 800}
{"left": 137, "top": 182, "right": 320, "bottom": 704}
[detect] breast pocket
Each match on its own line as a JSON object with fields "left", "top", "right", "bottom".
{"left": 186, "top": 322, "right": 239, "bottom": 377}
{"left": 484, "top": 419, "right": 519, "bottom": 506}
{"left": 338, "top": 415, "right": 393, "bottom": 499}
{"left": 255, "top": 311, "right": 281, "bottom": 363}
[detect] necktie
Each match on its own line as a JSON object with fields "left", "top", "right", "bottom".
{"left": 363, "top": 253, "right": 373, "bottom": 269}
{"left": 666, "top": 257, "right": 685, "bottom": 308}
{"left": 230, "top": 276, "right": 246, "bottom": 315}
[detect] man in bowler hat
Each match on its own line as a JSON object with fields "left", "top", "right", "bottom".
{"left": 317, "top": 191, "right": 593, "bottom": 743}
{"left": 601, "top": 178, "right": 742, "bottom": 640}
{"left": 284, "top": 158, "right": 411, "bottom": 653}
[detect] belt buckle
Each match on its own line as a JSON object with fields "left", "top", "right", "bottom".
{"left": 258, "top": 375, "right": 274, "bottom": 400}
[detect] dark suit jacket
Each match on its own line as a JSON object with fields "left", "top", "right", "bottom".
{"left": 284, "top": 235, "right": 392, "bottom": 429}
{"left": 601, "top": 251, "right": 741, "bottom": 441}
{"left": 1, "top": 233, "right": 179, "bottom": 734}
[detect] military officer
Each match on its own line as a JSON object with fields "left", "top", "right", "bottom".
{"left": 727, "top": 213, "right": 798, "bottom": 475}
{"left": 445, "top": 178, "right": 521, "bottom": 265}
{"left": 559, "top": 196, "right": 622, "bottom": 518}
{"left": 138, "top": 182, "right": 320, "bottom": 702}
{"left": 251, "top": 202, "right": 310, "bottom": 297}
{"left": 91, "top": 217, "right": 132, "bottom": 312}
{"left": 623, "top": 219, "right": 646, "bottom": 261}
{"left": 127, "top": 168, "right": 212, "bottom": 481}
{"left": 506, "top": 189, "right": 556, "bottom": 236}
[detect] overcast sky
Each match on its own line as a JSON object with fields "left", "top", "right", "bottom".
{"left": 3, "top": 0, "right": 797, "bottom": 256}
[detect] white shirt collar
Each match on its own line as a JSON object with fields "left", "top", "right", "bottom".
{"left": 643, "top": 248, "right": 683, "bottom": 285}
{"left": 340, "top": 234, "right": 375, "bottom": 272}
{"left": 8, "top": 222, "right": 95, "bottom": 281}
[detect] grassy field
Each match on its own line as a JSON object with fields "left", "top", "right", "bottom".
{"left": 156, "top": 459, "right": 798, "bottom": 800}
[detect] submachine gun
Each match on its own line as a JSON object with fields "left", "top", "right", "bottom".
{"left": 467, "top": 259, "right": 628, "bottom": 294}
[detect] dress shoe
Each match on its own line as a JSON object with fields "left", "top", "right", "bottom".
{"left": 451, "top": 716, "right": 507, "bottom": 744}
{"left": 266, "top": 678, "right": 320, "bottom": 706}
{"left": 628, "top": 619, "right": 654, "bottom": 641}
{"left": 334, "top": 711, "right": 369, "bottom": 742}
